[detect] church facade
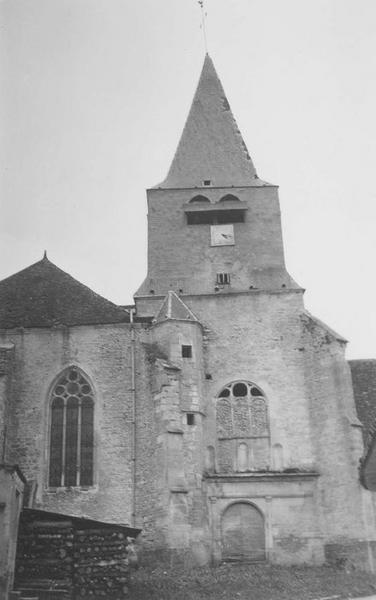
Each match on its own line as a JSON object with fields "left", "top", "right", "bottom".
{"left": 1, "top": 55, "right": 376, "bottom": 569}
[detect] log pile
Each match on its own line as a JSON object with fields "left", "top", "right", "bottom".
{"left": 15, "top": 517, "right": 74, "bottom": 594}
{"left": 14, "top": 509, "right": 139, "bottom": 599}
{"left": 73, "top": 527, "right": 130, "bottom": 598}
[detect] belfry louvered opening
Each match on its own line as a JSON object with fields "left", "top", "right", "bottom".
{"left": 186, "top": 209, "right": 245, "bottom": 225}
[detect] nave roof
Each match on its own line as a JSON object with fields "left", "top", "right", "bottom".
{"left": 0, "top": 256, "right": 129, "bottom": 328}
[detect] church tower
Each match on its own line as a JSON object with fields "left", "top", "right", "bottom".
{"left": 2, "top": 50, "right": 376, "bottom": 582}
{"left": 136, "top": 54, "right": 298, "bottom": 306}
{"left": 135, "top": 55, "right": 371, "bottom": 567}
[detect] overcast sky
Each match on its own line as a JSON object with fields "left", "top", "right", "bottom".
{"left": 1, "top": 0, "right": 376, "bottom": 359}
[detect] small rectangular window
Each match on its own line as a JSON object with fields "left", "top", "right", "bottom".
{"left": 216, "top": 273, "right": 231, "bottom": 285}
{"left": 203, "top": 180, "right": 211, "bottom": 186}
{"left": 182, "top": 345, "right": 192, "bottom": 358}
{"left": 187, "top": 413, "right": 195, "bottom": 425}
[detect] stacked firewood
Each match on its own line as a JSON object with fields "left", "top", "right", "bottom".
{"left": 15, "top": 518, "right": 74, "bottom": 592}
{"left": 72, "top": 527, "right": 131, "bottom": 598}
{"left": 14, "top": 510, "right": 138, "bottom": 599}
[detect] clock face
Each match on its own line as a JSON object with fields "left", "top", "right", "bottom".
{"left": 210, "top": 224, "right": 235, "bottom": 246}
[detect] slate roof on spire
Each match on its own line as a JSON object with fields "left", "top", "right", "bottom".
{"left": 154, "top": 291, "right": 200, "bottom": 325}
{"left": 0, "top": 257, "right": 129, "bottom": 328}
{"left": 156, "top": 54, "right": 270, "bottom": 189}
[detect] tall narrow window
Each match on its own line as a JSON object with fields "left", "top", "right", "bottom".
{"left": 216, "top": 381, "right": 270, "bottom": 473}
{"left": 49, "top": 368, "right": 94, "bottom": 488}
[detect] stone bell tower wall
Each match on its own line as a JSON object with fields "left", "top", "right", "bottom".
{"left": 138, "top": 185, "right": 296, "bottom": 301}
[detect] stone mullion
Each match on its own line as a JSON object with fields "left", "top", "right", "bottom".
{"left": 61, "top": 397, "right": 67, "bottom": 487}
{"left": 229, "top": 385, "right": 236, "bottom": 438}
{"left": 247, "top": 391, "right": 252, "bottom": 470}
{"left": 76, "top": 399, "right": 82, "bottom": 486}
{"left": 247, "top": 390, "right": 252, "bottom": 433}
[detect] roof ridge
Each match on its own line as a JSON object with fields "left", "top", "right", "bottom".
{"left": 2, "top": 258, "right": 128, "bottom": 314}
{"left": 0, "top": 257, "right": 49, "bottom": 286}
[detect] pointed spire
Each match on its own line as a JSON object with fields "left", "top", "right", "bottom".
{"left": 153, "top": 291, "right": 200, "bottom": 325}
{"left": 43, "top": 250, "right": 48, "bottom": 260}
{"left": 157, "top": 55, "right": 265, "bottom": 189}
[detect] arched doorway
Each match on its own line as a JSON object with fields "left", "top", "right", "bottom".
{"left": 221, "top": 502, "right": 266, "bottom": 561}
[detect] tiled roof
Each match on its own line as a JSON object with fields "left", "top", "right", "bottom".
{"left": 156, "top": 54, "right": 270, "bottom": 189}
{"left": 349, "top": 359, "right": 376, "bottom": 442}
{"left": 349, "top": 359, "right": 376, "bottom": 490}
{"left": 153, "top": 291, "right": 200, "bottom": 325}
{"left": 0, "top": 257, "right": 129, "bottom": 328}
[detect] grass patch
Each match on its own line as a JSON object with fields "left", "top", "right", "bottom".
{"left": 130, "top": 563, "right": 376, "bottom": 599}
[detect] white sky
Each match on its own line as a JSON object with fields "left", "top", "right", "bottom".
{"left": 1, "top": 0, "right": 375, "bottom": 359}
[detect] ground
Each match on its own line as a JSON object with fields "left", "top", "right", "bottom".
{"left": 129, "top": 563, "right": 376, "bottom": 599}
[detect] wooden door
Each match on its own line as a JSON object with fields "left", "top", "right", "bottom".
{"left": 221, "top": 502, "right": 266, "bottom": 561}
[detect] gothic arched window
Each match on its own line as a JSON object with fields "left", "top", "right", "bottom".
{"left": 216, "top": 381, "right": 269, "bottom": 472}
{"left": 49, "top": 367, "right": 94, "bottom": 488}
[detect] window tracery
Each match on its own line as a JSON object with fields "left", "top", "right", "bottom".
{"left": 217, "top": 381, "right": 268, "bottom": 438}
{"left": 49, "top": 367, "right": 94, "bottom": 488}
{"left": 216, "top": 381, "right": 269, "bottom": 473}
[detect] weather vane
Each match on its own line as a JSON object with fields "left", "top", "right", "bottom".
{"left": 198, "top": 0, "right": 208, "bottom": 53}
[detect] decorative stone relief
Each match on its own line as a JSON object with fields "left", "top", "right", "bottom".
{"left": 251, "top": 397, "right": 268, "bottom": 435}
{"left": 233, "top": 397, "right": 250, "bottom": 435}
{"left": 216, "top": 398, "right": 233, "bottom": 438}
{"left": 215, "top": 381, "right": 270, "bottom": 473}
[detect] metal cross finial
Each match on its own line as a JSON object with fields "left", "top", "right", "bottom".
{"left": 198, "top": 0, "right": 208, "bottom": 53}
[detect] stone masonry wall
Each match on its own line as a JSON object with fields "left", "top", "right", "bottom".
{"left": 1, "top": 284, "right": 371, "bottom": 566}
{"left": 0, "top": 324, "right": 136, "bottom": 525}
{"left": 135, "top": 332, "right": 180, "bottom": 551}
{"left": 184, "top": 290, "right": 315, "bottom": 472}
{"left": 301, "top": 313, "right": 368, "bottom": 543}
{"left": 159, "top": 288, "right": 370, "bottom": 560}
{"left": 0, "top": 466, "right": 25, "bottom": 598}
{"left": 149, "top": 320, "right": 211, "bottom": 562}
{"left": 137, "top": 288, "right": 327, "bottom": 564}
{"left": 0, "top": 344, "right": 15, "bottom": 462}
{"left": 138, "top": 185, "right": 294, "bottom": 298}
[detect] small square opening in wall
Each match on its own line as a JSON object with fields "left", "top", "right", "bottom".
{"left": 187, "top": 413, "right": 195, "bottom": 426}
{"left": 203, "top": 179, "right": 211, "bottom": 186}
{"left": 216, "top": 273, "right": 231, "bottom": 285}
{"left": 182, "top": 345, "right": 192, "bottom": 358}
